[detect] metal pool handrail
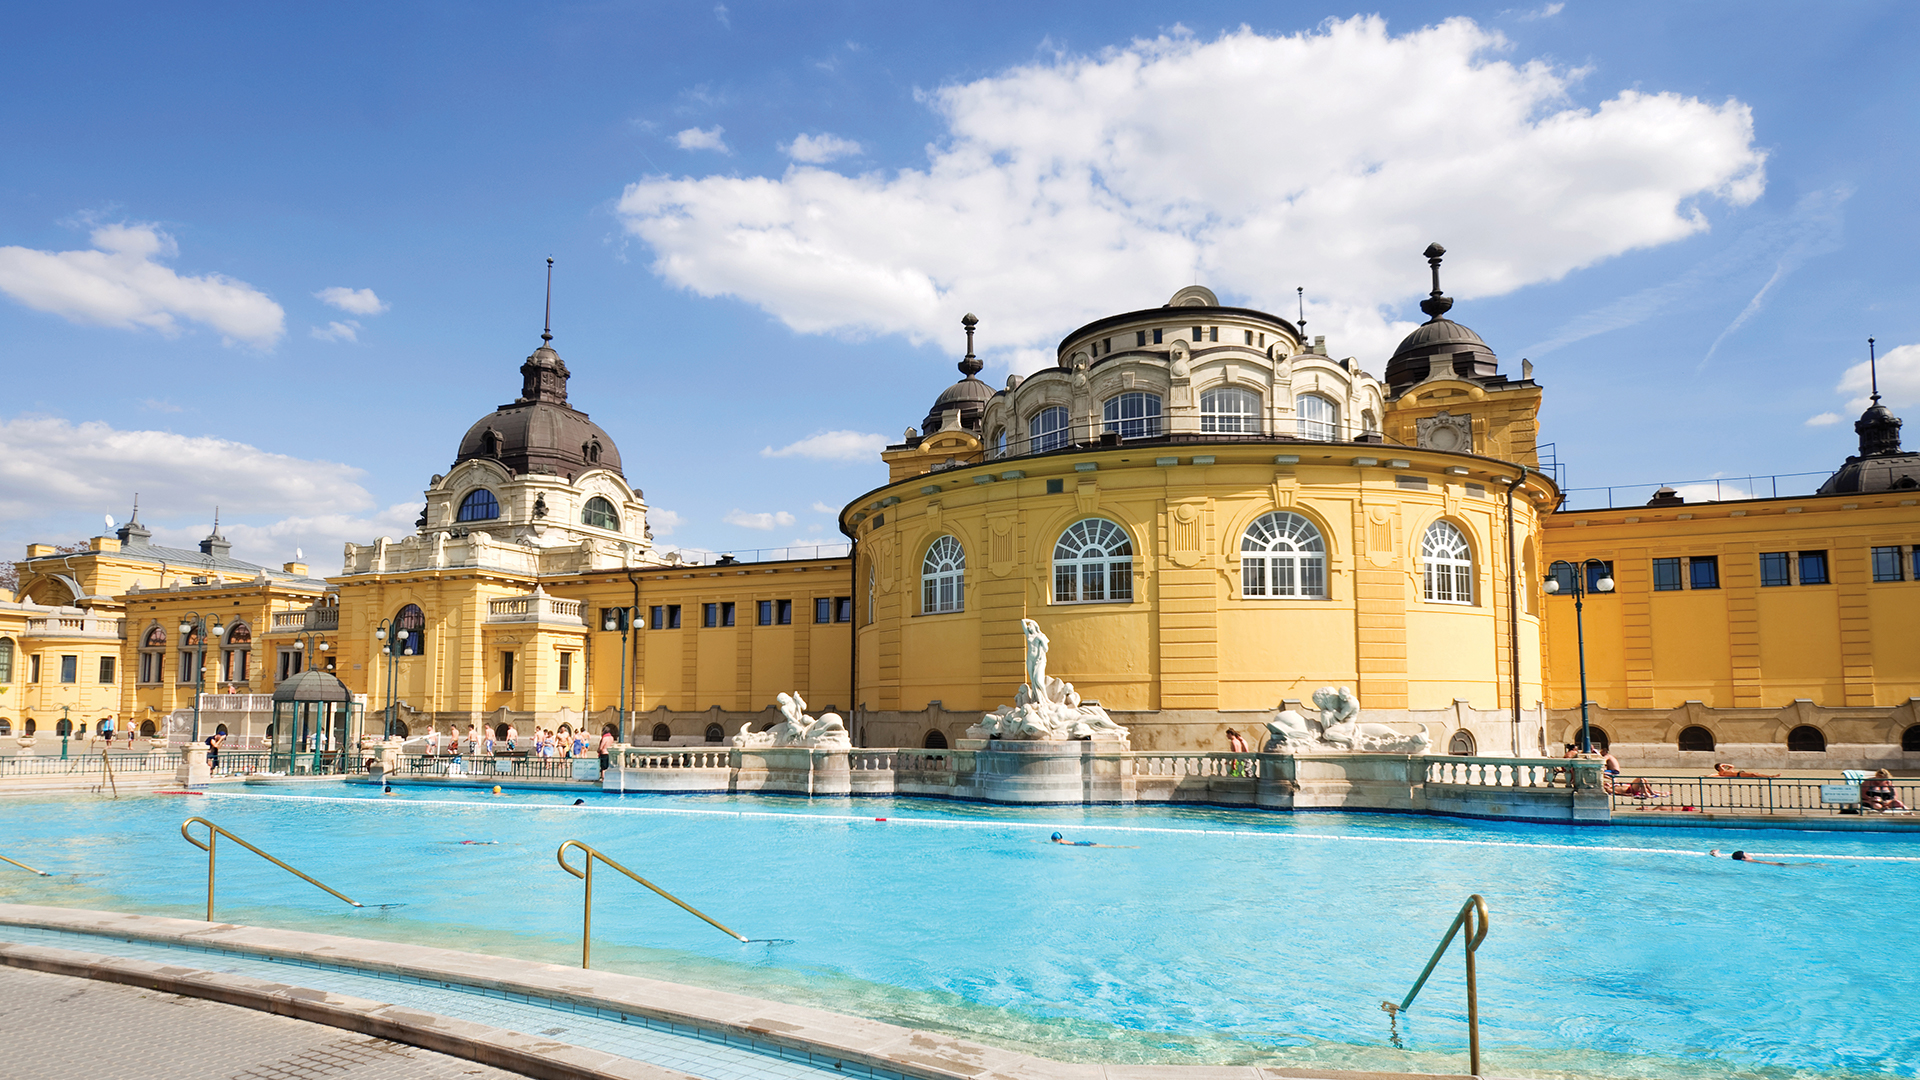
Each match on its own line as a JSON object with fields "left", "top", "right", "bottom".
{"left": 556, "top": 839, "right": 748, "bottom": 968}
{"left": 1383, "top": 893, "right": 1490, "bottom": 1076}
{"left": 0, "top": 853, "right": 51, "bottom": 876}
{"left": 180, "top": 816, "right": 363, "bottom": 921}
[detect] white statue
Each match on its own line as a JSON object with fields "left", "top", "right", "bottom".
{"left": 732, "top": 692, "right": 850, "bottom": 749}
{"left": 1262, "top": 708, "right": 1318, "bottom": 751}
{"left": 1311, "top": 686, "right": 1431, "bottom": 754}
{"left": 971, "top": 619, "right": 1130, "bottom": 743}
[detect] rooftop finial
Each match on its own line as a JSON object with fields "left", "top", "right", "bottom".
{"left": 212, "top": 506, "right": 220, "bottom": 534}
{"left": 1419, "top": 242, "right": 1453, "bottom": 320}
{"left": 542, "top": 257, "right": 554, "bottom": 346}
{"left": 1870, "top": 336, "right": 1880, "bottom": 404}
{"left": 959, "top": 313, "right": 982, "bottom": 378}
{"left": 1296, "top": 286, "right": 1307, "bottom": 337}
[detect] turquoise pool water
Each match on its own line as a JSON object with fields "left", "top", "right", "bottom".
{"left": 1, "top": 786, "right": 1915, "bottom": 1078}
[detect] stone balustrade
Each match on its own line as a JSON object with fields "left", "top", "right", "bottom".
{"left": 485, "top": 593, "right": 586, "bottom": 625}
{"left": 24, "top": 614, "right": 124, "bottom": 640}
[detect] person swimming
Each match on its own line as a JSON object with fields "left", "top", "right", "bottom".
{"left": 382, "top": 783, "right": 395, "bottom": 796}
{"left": 1050, "top": 831, "right": 1101, "bottom": 847}
{"left": 572, "top": 799, "right": 586, "bottom": 805}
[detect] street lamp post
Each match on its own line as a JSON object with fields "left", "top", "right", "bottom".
{"left": 602, "top": 606, "right": 634, "bottom": 746}
{"left": 179, "top": 612, "right": 226, "bottom": 745}
{"left": 1543, "top": 559, "right": 1615, "bottom": 755}
{"left": 289, "top": 630, "right": 332, "bottom": 767}
{"left": 373, "top": 619, "right": 404, "bottom": 738}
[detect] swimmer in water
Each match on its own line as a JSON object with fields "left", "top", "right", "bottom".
{"left": 1710, "top": 848, "right": 1792, "bottom": 866}
{"left": 382, "top": 784, "right": 395, "bottom": 796}
{"left": 1049, "top": 831, "right": 1122, "bottom": 848}
{"left": 573, "top": 799, "right": 586, "bottom": 805}
{"left": 492, "top": 785, "right": 502, "bottom": 795}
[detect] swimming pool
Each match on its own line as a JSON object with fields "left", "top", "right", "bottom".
{"left": 1, "top": 787, "right": 1914, "bottom": 1078}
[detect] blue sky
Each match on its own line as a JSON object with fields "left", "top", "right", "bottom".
{"left": 2, "top": 1, "right": 1916, "bottom": 572}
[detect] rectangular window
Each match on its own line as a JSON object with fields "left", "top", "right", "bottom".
{"left": 1152, "top": 328, "right": 1163, "bottom": 344}
{"left": 1872, "top": 546, "right": 1904, "bottom": 582}
{"left": 1244, "top": 329, "right": 1254, "bottom": 345}
{"left": 1208, "top": 327, "right": 1218, "bottom": 342}
{"left": 1689, "top": 556, "right": 1720, "bottom": 590}
{"left": 222, "top": 648, "right": 248, "bottom": 682}
{"left": 29, "top": 655, "right": 40, "bottom": 683}
{"left": 278, "top": 649, "right": 303, "bottom": 680}
{"left": 99, "top": 655, "right": 115, "bottom": 684}
{"left": 758, "top": 600, "right": 773, "bottom": 626}
{"left": 777, "top": 599, "right": 792, "bottom": 625}
{"left": 558, "top": 651, "right": 573, "bottom": 692}
{"left": 178, "top": 651, "right": 196, "bottom": 683}
{"left": 1913, "top": 547, "right": 1920, "bottom": 582}
{"left": 1798, "top": 550, "right": 1829, "bottom": 585}
{"left": 59, "top": 654, "right": 77, "bottom": 684}
{"left": 815, "top": 597, "right": 833, "bottom": 624}
{"left": 667, "top": 605, "right": 681, "bottom": 629}
{"left": 836, "top": 596, "right": 853, "bottom": 623}
{"left": 599, "top": 607, "right": 628, "bottom": 632}
{"left": 721, "top": 601, "right": 736, "bottom": 626}
{"left": 1760, "top": 551, "right": 1792, "bottom": 587}
{"left": 704, "top": 602, "right": 718, "bottom": 627}
{"left": 1102, "top": 337, "right": 1111, "bottom": 354}
{"left": 1046, "top": 478, "right": 1064, "bottom": 494}
{"left": 1652, "top": 557, "right": 1683, "bottom": 592}
{"left": 502, "top": 651, "right": 515, "bottom": 691}
{"left": 1193, "top": 325, "right": 1203, "bottom": 341}
{"left": 1585, "top": 561, "right": 1613, "bottom": 593}
{"left": 650, "top": 605, "right": 664, "bottom": 630}
{"left": 1136, "top": 330, "right": 1147, "bottom": 347}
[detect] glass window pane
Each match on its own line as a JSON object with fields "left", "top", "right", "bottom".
{"left": 1652, "top": 558, "right": 1682, "bottom": 591}
{"left": 1872, "top": 546, "right": 1903, "bottom": 582}
{"left": 1760, "top": 552, "right": 1791, "bottom": 587}
{"left": 1689, "top": 556, "right": 1719, "bottom": 590}
{"left": 1798, "top": 551, "right": 1828, "bottom": 585}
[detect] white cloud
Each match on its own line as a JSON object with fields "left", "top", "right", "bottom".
{"left": 1804, "top": 412, "right": 1841, "bottom": 427}
{"left": 761, "top": 430, "right": 887, "bottom": 461}
{"left": 1515, "top": 2, "right": 1565, "bottom": 21}
{"left": 724, "top": 509, "right": 796, "bottom": 530}
{"left": 649, "top": 508, "right": 684, "bottom": 536}
{"left": 144, "top": 503, "right": 420, "bottom": 575}
{"left": 784, "top": 133, "right": 863, "bottom": 164}
{"left": 314, "top": 286, "right": 388, "bottom": 315}
{"left": 674, "top": 126, "right": 730, "bottom": 153}
{"left": 810, "top": 501, "right": 838, "bottom": 514}
{"left": 1837, "top": 343, "right": 1920, "bottom": 411}
{"left": 311, "top": 320, "right": 360, "bottom": 342}
{"left": 0, "top": 221, "right": 284, "bottom": 347}
{"left": 713, "top": 4, "right": 729, "bottom": 28}
{"left": 619, "top": 17, "right": 1765, "bottom": 370}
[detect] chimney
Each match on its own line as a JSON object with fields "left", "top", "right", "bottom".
{"left": 91, "top": 536, "right": 121, "bottom": 553}
{"left": 283, "top": 561, "right": 310, "bottom": 576}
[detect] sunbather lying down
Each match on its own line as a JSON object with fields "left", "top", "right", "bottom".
{"left": 1862, "top": 769, "right": 1909, "bottom": 812}
{"left": 1603, "top": 775, "right": 1671, "bottom": 798}
{"left": 1713, "top": 763, "right": 1780, "bottom": 778}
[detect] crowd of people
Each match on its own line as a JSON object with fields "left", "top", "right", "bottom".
{"left": 417, "top": 724, "right": 619, "bottom": 770}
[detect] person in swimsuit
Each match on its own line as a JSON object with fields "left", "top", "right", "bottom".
{"left": 1861, "top": 769, "right": 1908, "bottom": 811}
{"left": 1713, "top": 763, "right": 1780, "bottom": 778}
{"left": 1711, "top": 849, "right": 1790, "bottom": 866}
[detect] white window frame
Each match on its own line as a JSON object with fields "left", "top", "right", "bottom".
{"left": 1421, "top": 520, "right": 1474, "bottom": 604}
{"left": 922, "top": 535, "right": 966, "bottom": 614}
{"left": 1102, "top": 392, "right": 1163, "bottom": 439}
{"left": 1029, "top": 406, "right": 1070, "bottom": 453}
{"left": 1295, "top": 393, "right": 1338, "bottom": 441}
{"left": 1200, "top": 387, "right": 1261, "bottom": 434}
{"left": 1053, "top": 519, "right": 1134, "bottom": 604}
{"left": 581, "top": 496, "right": 619, "bottom": 531}
{"left": 1241, "top": 512, "right": 1327, "bottom": 598}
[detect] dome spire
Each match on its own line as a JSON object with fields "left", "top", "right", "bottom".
{"left": 959, "top": 313, "right": 982, "bottom": 378}
{"left": 1869, "top": 336, "right": 1881, "bottom": 405}
{"left": 542, "top": 256, "right": 554, "bottom": 346}
{"left": 1856, "top": 335, "right": 1904, "bottom": 458}
{"left": 1419, "top": 242, "right": 1454, "bottom": 321}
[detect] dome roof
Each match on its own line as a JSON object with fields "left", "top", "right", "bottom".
{"left": 454, "top": 341, "right": 624, "bottom": 479}
{"left": 1393, "top": 318, "right": 1489, "bottom": 354}
{"left": 1384, "top": 317, "right": 1501, "bottom": 392}
{"left": 271, "top": 668, "right": 354, "bottom": 703}
{"left": 922, "top": 376, "right": 994, "bottom": 434}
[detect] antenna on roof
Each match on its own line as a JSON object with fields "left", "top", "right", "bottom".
{"left": 1869, "top": 336, "right": 1880, "bottom": 404}
{"left": 1296, "top": 286, "right": 1306, "bottom": 337}
{"left": 542, "top": 257, "right": 554, "bottom": 345}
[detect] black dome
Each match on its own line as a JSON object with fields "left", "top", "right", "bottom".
{"left": 1384, "top": 318, "right": 1500, "bottom": 393}
{"left": 921, "top": 376, "right": 993, "bottom": 435}
{"left": 454, "top": 342, "right": 623, "bottom": 478}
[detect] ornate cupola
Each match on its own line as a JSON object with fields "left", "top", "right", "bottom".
{"left": 199, "top": 510, "right": 233, "bottom": 559}
{"left": 1384, "top": 243, "right": 1502, "bottom": 395}
{"left": 920, "top": 313, "right": 994, "bottom": 434}
{"left": 1819, "top": 338, "right": 1920, "bottom": 494}
{"left": 116, "top": 496, "right": 152, "bottom": 548}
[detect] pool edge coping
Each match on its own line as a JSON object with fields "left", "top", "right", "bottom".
{"left": 0, "top": 905, "right": 1488, "bottom": 1080}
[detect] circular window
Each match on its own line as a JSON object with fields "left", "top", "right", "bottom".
{"left": 1787, "top": 725, "right": 1826, "bottom": 752}
{"left": 1678, "top": 725, "right": 1715, "bottom": 752}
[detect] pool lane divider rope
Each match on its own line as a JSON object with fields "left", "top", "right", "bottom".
{"left": 194, "top": 790, "right": 1920, "bottom": 863}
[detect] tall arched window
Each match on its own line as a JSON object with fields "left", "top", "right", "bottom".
{"left": 865, "top": 560, "right": 876, "bottom": 625}
{"left": 0, "top": 638, "right": 12, "bottom": 684}
{"left": 139, "top": 625, "right": 166, "bottom": 684}
{"left": 1029, "top": 406, "right": 1070, "bottom": 453}
{"left": 1241, "top": 512, "right": 1326, "bottom": 597}
{"left": 1421, "top": 521, "right": 1474, "bottom": 604}
{"left": 394, "top": 604, "right": 426, "bottom": 655}
{"left": 989, "top": 428, "right": 1007, "bottom": 459}
{"left": 222, "top": 622, "right": 252, "bottom": 683}
{"left": 582, "top": 496, "right": 619, "bottom": 531}
{"left": 1200, "top": 387, "right": 1261, "bottom": 434}
{"left": 1103, "top": 392, "right": 1163, "bottom": 439}
{"left": 1053, "top": 519, "right": 1134, "bottom": 603}
{"left": 457, "top": 489, "right": 500, "bottom": 522}
{"left": 922, "top": 536, "right": 965, "bottom": 614}
{"left": 1295, "top": 394, "right": 1338, "bottom": 441}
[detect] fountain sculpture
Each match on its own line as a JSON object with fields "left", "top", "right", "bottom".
{"left": 1263, "top": 686, "right": 1431, "bottom": 754}
{"left": 969, "top": 619, "right": 1129, "bottom": 743}
{"left": 731, "top": 692, "right": 851, "bottom": 749}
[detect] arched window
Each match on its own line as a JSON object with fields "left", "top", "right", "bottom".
{"left": 1200, "top": 387, "right": 1261, "bottom": 434}
{"left": 1787, "top": 725, "right": 1826, "bottom": 752}
{"left": 652, "top": 723, "right": 672, "bottom": 743}
{"left": 990, "top": 428, "right": 1007, "bottom": 459}
{"left": 1241, "top": 512, "right": 1326, "bottom": 598}
{"left": 584, "top": 438, "right": 603, "bottom": 464}
{"left": 1448, "top": 729, "right": 1476, "bottom": 756}
{"left": 704, "top": 723, "right": 724, "bottom": 744}
{"left": 1029, "top": 406, "right": 1070, "bottom": 453}
{"left": 1678, "top": 725, "right": 1715, "bottom": 752}
{"left": 139, "top": 624, "right": 166, "bottom": 685}
{"left": 1053, "top": 519, "right": 1133, "bottom": 603}
{"left": 1422, "top": 521, "right": 1474, "bottom": 604}
{"left": 139, "top": 719, "right": 156, "bottom": 737}
{"left": 55, "top": 718, "right": 72, "bottom": 737}
{"left": 143, "top": 626, "right": 166, "bottom": 647}
{"left": 1295, "top": 394, "right": 1338, "bottom": 441}
{"left": 1904, "top": 724, "right": 1920, "bottom": 752}
{"left": 222, "top": 622, "right": 252, "bottom": 683}
{"left": 24, "top": 718, "right": 37, "bottom": 735}
{"left": 0, "top": 719, "right": 9, "bottom": 736}
{"left": 393, "top": 604, "right": 426, "bottom": 655}
{"left": 1102, "top": 392, "right": 1162, "bottom": 439}
{"left": 1582, "top": 726, "right": 1611, "bottom": 752}
{"left": 922, "top": 536, "right": 965, "bottom": 614}
{"left": 582, "top": 496, "right": 619, "bottom": 531}
{"left": 481, "top": 429, "right": 502, "bottom": 457}
{"left": 457, "top": 489, "right": 500, "bottom": 522}
{"left": 391, "top": 719, "right": 409, "bottom": 737}
{"left": 924, "top": 729, "right": 950, "bottom": 750}
{"left": 0, "top": 638, "right": 12, "bottom": 684}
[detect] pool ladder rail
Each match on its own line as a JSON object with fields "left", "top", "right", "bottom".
{"left": 1383, "top": 893, "right": 1489, "bottom": 1077}
{"left": 557, "top": 839, "right": 748, "bottom": 969}
{"left": 0, "top": 853, "right": 51, "bottom": 877}
{"left": 180, "top": 816, "right": 364, "bottom": 921}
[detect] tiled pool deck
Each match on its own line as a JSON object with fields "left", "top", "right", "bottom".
{"left": 0, "top": 905, "right": 1476, "bottom": 1080}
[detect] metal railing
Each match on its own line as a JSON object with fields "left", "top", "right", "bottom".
{"left": 1558, "top": 470, "right": 1829, "bottom": 511}
{"left": 556, "top": 840, "right": 747, "bottom": 968}
{"left": 1384, "top": 894, "right": 1490, "bottom": 1077}
{"left": 0, "top": 853, "right": 51, "bottom": 876}
{"left": 0, "top": 752, "right": 182, "bottom": 777}
{"left": 180, "top": 817, "right": 363, "bottom": 921}
{"left": 651, "top": 543, "right": 851, "bottom": 568}
{"left": 1606, "top": 775, "right": 1920, "bottom": 815}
